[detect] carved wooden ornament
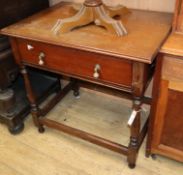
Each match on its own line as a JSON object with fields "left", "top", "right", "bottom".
{"left": 52, "top": 0, "right": 129, "bottom": 36}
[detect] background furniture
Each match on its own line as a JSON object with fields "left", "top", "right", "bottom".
{"left": 0, "top": 0, "right": 61, "bottom": 134}
{"left": 1, "top": 2, "right": 172, "bottom": 168}
{"left": 146, "top": 0, "right": 183, "bottom": 162}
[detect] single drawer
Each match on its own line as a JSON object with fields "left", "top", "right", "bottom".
{"left": 17, "top": 39, "right": 133, "bottom": 88}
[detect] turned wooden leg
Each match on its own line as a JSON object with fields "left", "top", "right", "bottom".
{"left": 71, "top": 79, "right": 80, "bottom": 98}
{"left": 20, "top": 66, "right": 45, "bottom": 133}
{"left": 55, "top": 75, "right": 62, "bottom": 92}
{"left": 127, "top": 97, "right": 141, "bottom": 169}
{"left": 126, "top": 62, "right": 148, "bottom": 168}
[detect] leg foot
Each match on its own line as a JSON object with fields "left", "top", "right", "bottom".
{"left": 151, "top": 154, "right": 157, "bottom": 160}
{"left": 127, "top": 137, "right": 138, "bottom": 169}
{"left": 8, "top": 123, "right": 24, "bottom": 135}
{"left": 38, "top": 125, "right": 45, "bottom": 133}
{"left": 72, "top": 79, "right": 80, "bottom": 99}
{"left": 73, "top": 90, "right": 80, "bottom": 99}
{"left": 128, "top": 163, "right": 136, "bottom": 169}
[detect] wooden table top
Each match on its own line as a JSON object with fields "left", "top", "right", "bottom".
{"left": 1, "top": 2, "right": 173, "bottom": 63}
{"left": 161, "top": 32, "right": 183, "bottom": 57}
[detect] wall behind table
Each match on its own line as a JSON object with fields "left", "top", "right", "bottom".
{"left": 49, "top": 0, "right": 176, "bottom": 12}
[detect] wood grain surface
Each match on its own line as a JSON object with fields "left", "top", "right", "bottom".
{"left": 161, "top": 33, "right": 183, "bottom": 57}
{"left": 1, "top": 2, "right": 172, "bottom": 63}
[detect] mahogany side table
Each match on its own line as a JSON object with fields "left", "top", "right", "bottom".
{"left": 0, "top": 2, "right": 172, "bottom": 168}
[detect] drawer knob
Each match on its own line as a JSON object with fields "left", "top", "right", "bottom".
{"left": 27, "top": 44, "right": 34, "bottom": 51}
{"left": 93, "top": 64, "right": 101, "bottom": 79}
{"left": 38, "top": 52, "right": 45, "bottom": 66}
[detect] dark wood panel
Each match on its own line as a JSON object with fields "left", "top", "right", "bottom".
{"left": 0, "top": 49, "right": 18, "bottom": 89}
{"left": 0, "top": 0, "right": 49, "bottom": 29}
{"left": 161, "top": 89, "right": 183, "bottom": 151}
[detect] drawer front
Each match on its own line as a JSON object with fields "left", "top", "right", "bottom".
{"left": 17, "top": 39, "right": 132, "bottom": 87}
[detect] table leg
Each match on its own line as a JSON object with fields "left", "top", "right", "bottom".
{"left": 127, "top": 62, "right": 147, "bottom": 168}
{"left": 56, "top": 75, "right": 62, "bottom": 91}
{"left": 127, "top": 97, "right": 141, "bottom": 168}
{"left": 71, "top": 79, "right": 80, "bottom": 98}
{"left": 20, "top": 65, "right": 45, "bottom": 133}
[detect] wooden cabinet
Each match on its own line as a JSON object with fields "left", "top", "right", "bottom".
{"left": 147, "top": 51, "right": 183, "bottom": 162}
{"left": 147, "top": 0, "right": 183, "bottom": 162}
